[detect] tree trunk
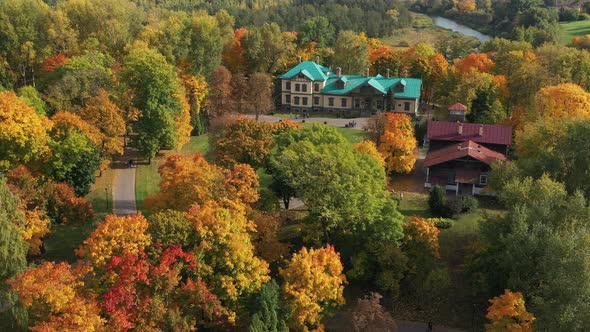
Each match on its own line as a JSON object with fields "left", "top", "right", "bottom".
{"left": 283, "top": 195, "right": 290, "bottom": 210}
{"left": 321, "top": 217, "right": 331, "bottom": 244}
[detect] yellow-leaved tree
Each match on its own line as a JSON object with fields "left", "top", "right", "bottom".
{"left": 378, "top": 113, "right": 417, "bottom": 174}
{"left": 0, "top": 91, "right": 49, "bottom": 171}
{"left": 76, "top": 214, "right": 152, "bottom": 269}
{"left": 534, "top": 83, "right": 590, "bottom": 121}
{"left": 184, "top": 200, "right": 270, "bottom": 322}
{"left": 280, "top": 245, "right": 346, "bottom": 331}
{"left": 353, "top": 140, "right": 385, "bottom": 167}
{"left": 486, "top": 289, "right": 535, "bottom": 331}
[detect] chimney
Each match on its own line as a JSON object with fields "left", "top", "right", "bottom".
{"left": 298, "top": 56, "right": 302, "bottom": 63}
{"left": 315, "top": 56, "right": 320, "bottom": 64}
{"left": 479, "top": 124, "right": 484, "bottom": 136}
{"left": 336, "top": 67, "right": 341, "bottom": 78}
{"left": 457, "top": 121, "right": 463, "bottom": 135}
{"left": 365, "top": 68, "right": 370, "bottom": 77}
{"left": 386, "top": 68, "right": 390, "bottom": 78}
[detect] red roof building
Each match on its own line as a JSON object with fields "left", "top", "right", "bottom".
{"left": 426, "top": 121, "right": 512, "bottom": 154}
{"left": 424, "top": 140, "right": 508, "bottom": 168}
{"left": 448, "top": 102, "right": 467, "bottom": 111}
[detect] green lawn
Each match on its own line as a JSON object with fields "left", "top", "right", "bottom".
{"left": 43, "top": 167, "right": 116, "bottom": 262}
{"left": 135, "top": 135, "right": 210, "bottom": 214}
{"left": 560, "top": 20, "right": 590, "bottom": 45}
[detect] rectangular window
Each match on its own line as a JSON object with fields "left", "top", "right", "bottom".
{"left": 286, "top": 81, "right": 291, "bottom": 90}
{"left": 480, "top": 175, "right": 488, "bottom": 185}
{"left": 295, "top": 84, "right": 300, "bottom": 92}
{"left": 314, "top": 97, "right": 320, "bottom": 105}
{"left": 328, "top": 97, "right": 334, "bottom": 107}
{"left": 302, "top": 97, "right": 308, "bottom": 106}
{"left": 314, "top": 83, "right": 320, "bottom": 92}
{"left": 341, "top": 98, "right": 347, "bottom": 107}
{"left": 355, "top": 99, "right": 360, "bottom": 108}
{"left": 285, "top": 94, "right": 291, "bottom": 103}
{"left": 294, "top": 96, "right": 300, "bottom": 105}
{"left": 302, "top": 84, "right": 307, "bottom": 92}
{"left": 404, "top": 102, "right": 411, "bottom": 111}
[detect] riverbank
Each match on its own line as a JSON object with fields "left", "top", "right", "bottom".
{"left": 383, "top": 12, "right": 481, "bottom": 49}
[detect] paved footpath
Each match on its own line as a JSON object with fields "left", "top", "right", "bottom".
{"left": 112, "top": 149, "right": 137, "bottom": 215}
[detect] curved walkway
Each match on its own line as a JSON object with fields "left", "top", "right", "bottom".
{"left": 112, "top": 148, "right": 137, "bottom": 215}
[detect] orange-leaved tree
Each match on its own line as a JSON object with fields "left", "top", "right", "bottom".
{"left": 0, "top": 91, "right": 49, "bottom": 171}
{"left": 9, "top": 262, "right": 105, "bottom": 331}
{"left": 280, "top": 245, "right": 346, "bottom": 331}
{"left": 20, "top": 209, "right": 50, "bottom": 256}
{"left": 486, "top": 289, "right": 535, "bottom": 331}
{"left": 144, "top": 153, "right": 259, "bottom": 212}
{"left": 212, "top": 117, "right": 275, "bottom": 168}
{"left": 353, "top": 140, "right": 385, "bottom": 167}
{"left": 184, "top": 201, "right": 270, "bottom": 321}
{"left": 456, "top": 53, "right": 494, "bottom": 75}
{"left": 76, "top": 214, "right": 152, "bottom": 269}
{"left": 378, "top": 113, "right": 417, "bottom": 174}
{"left": 251, "top": 211, "right": 291, "bottom": 263}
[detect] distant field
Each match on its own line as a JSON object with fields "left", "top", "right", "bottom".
{"left": 560, "top": 20, "right": 590, "bottom": 44}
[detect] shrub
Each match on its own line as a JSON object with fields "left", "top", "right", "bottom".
{"left": 460, "top": 195, "right": 479, "bottom": 212}
{"left": 428, "top": 185, "right": 448, "bottom": 217}
{"left": 580, "top": 13, "right": 590, "bottom": 21}
{"left": 429, "top": 218, "right": 454, "bottom": 229}
{"left": 559, "top": 7, "right": 579, "bottom": 21}
{"left": 446, "top": 196, "right": 464, "bottom": 216}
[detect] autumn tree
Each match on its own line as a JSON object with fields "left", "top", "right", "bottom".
{"left": 211, "top": 117, "right": 275, "bottom": 168}
{"left": 280, "top": 245, "right": 346, "bottom": 331}
{"left": 207, "top": 66, "right": 233, "bottom": 118}
{"left": 79, "top": 89, "right": 126, "bottom": 159}
{"left": 533, "top": 83, "right": 590, "bottom": 121}
{"left": 378, "top": 113, "right": 417, "bottom": 174}
{"left": 76, "top": 214, "right": 152, "bottom": 269}
{"left": 101, "top": 246, "right": 228, "bottom": 330}
{"left": 184, "top": 201, "right": 270, "bottom": 318}
{"left": 251, "top": 211, "right": 290, "bottom": 263}
{"left": 456, "top": 53, "right": 495, "bottom": 75}
{"left": 244, "top": 72, "right": 273, "bottom": 120}
{"left": 486, "top": 290, "right": 534, "bottom": 331}
{"left": 364, "top": 112, "right": 388, "bottom": 145}
{"left": 120, "top": 46, "right": 189, "bottom": 161}
{"left": 0, "top": 179, "right": 28, "bottom": 330}
{"left": 222, "top": 28, "right": 248, "bottom": 74}
{"left": 0, "top": 91, "right": 48, "bottom": 171}
{"left": 10, "top": 262, "right": 104, "bottom": 331}
{"left": 145, "top": 153, "right": 259, "bottom": 212}
{"left": 403, "top": 216, "right": 441, "bottom": 293}
{"left": 17, "top": 85, "right": 47, "bottom": 115}
{"left": 353, "top": 141, "right": 385, "bottom": 167}
{"left": 182, "top": 73, "right": 209, "bottom": 135}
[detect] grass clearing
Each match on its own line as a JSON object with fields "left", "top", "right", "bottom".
{"left": 43, "top": 166, "right": 116, "bottom": 262}
{"left": 135, "top": 135, "right": 210, "bottom": 214}
{"left": 560, "top": 20, "right": 590, "bottom": 45}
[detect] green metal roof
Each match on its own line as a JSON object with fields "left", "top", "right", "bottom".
{"left": 321, "top": 74, "right": 422, "bottom": 99}
{"left": 278, "top": 61, "right": 329, "bottom": 81}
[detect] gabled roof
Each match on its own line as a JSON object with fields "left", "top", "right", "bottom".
{"left": 424, "top": 140, "right": 508, "bottom": 167}
{"left": 278, "top": 61, "right": 329, "bottom": 81}
{"left": 448, "top": 102, "right": 467, "bottom": 111}
{"left": 321, "top": 75, "right": 421, "bottom": 99}
{"left": 427, "top": 121, "right": 512, "bottom": 146}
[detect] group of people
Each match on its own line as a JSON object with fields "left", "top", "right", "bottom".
{"left": 345, "top": 120, "right": 357, "bottom": 128}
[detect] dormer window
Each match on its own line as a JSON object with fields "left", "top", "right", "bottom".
{"left": 396, "top": 80, "right": 407, "bottom": 92}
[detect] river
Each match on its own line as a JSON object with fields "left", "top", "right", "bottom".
{"left": 432, "top": 16, "right": 492, "bottom": 43}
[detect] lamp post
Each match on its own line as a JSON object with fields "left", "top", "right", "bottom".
{"left": 105, "top": 187, "right": 110, "bottom": 212}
